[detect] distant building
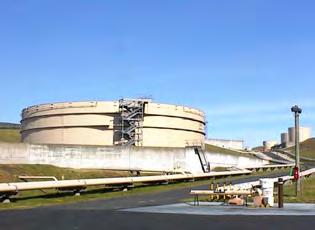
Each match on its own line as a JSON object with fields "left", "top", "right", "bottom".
{"left": 206, "top": 138, "right": 244, "bottom": 150}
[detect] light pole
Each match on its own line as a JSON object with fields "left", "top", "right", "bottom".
{"left": 291, "top": 105, "right": 302, "bottom": 195}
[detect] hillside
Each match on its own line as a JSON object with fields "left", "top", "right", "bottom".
{"left": 205, "top": 144, "right": 253, "bottom": 158}
{"left": 0, "top": 122, "right": 20, "bottom": 129}
{"left": 0, "top": 164, "right": 152, "bottom": 183}
{"left": 286, "top": 138, "right": 315, "bottom": 159}
{"left": 252, "top": 146, "right": 264, "bottom": 152}
{"left": 0, "top": 122, "right": 21, "bottom": 143}
{"left": 0, "top": 128, "right": 21, "bottom": 143}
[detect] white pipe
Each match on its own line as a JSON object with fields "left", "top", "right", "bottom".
{"left": 0, "top": 164, "right": 298, "bottom": 194}
{"left": 0, "top": 170, "right": 251, "bottom": 193}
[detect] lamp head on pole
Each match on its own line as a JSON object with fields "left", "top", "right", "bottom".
{"left": 291, "top": 105, "right": 302, "bottom": 114}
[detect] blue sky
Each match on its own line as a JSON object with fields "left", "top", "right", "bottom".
{"left": 0, "top": 0, "right": 314, "bottom": 147}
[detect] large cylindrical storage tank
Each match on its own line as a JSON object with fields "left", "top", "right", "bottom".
{"left": 300, "top": 127, "right": 312, "bottom": 142}
{"left": 21, "top": 100, "right": 206, "bottom": 148}
{"left": 281, "top": 133, "right": 289, "bottom": 145}
{"left": 288, "top": 127, "right": 312, "bottom": 143}
{"left": 288, "top": 127, "right": 295, "bottom": 143}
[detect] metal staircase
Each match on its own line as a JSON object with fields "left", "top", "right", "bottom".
{"left": 185, "top": 140, "right": 210, "bottom": 173}
{"left": 194, "top": 146, "right": 210, "bottom": 173}
{"left": 116, "top": 99, "right": 149, "bottom": 146}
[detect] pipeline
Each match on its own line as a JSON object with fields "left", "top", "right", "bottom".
{"left": 0, "top": 170, "right": 251, "bottom": 193}
{"left": 0, "top": 163, "right": 295, "bottom": 196}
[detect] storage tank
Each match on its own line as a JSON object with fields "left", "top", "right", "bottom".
{"left": 281, "top": 133, "right": 289, "bottom": 146}
{"left": 288, "top": 127, "right": 312, "bottom": 144}
{"left": 21, "top": 99, "right": 206, "bottom": 148}
{"left": 263, "top": 140, "right": 278, "bottom": 151}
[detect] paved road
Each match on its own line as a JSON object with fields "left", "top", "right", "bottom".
{"left": 0, "top": 171, "right": 314, "bottom": 230}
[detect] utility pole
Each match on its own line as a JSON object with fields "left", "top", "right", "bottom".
{"left": 291, "top": 105, "right": 302, "bottom": 195}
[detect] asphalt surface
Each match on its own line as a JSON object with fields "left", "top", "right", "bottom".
{"left": 0, "top": 171, "right": 314, "bottom": 230}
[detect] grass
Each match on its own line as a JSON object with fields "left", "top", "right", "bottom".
{"left": 212, "top": 167, "right": 230, "bottom": 172}
{"left": 0, "top": 164, "right": 155, "bottom": 183}
{"left": 0, "top": 128, "right": 21, "bottom": 143}
{"left": 286, "top": 138, "right": 315, "bottom": 159}
{"left": 282, "top": 175, "right": 315, "bottom": 203}
{"left": 205, "top": 144, "right": 254, "bottom": 158}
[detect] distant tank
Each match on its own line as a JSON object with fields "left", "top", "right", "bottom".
{"left": 288, "top": 127, "right": 312, "bottom": 144}
{"left": 263, "top": 140, "right": 278, "bottom": 152}
{"left": 281, "top": 133, "right": 289, "bottom": 147}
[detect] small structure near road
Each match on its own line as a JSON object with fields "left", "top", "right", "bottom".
{"left": 190, "top": 168, "right": 315, "bottom": 209}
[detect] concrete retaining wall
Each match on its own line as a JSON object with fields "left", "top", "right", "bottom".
{"left": 0, "top": 143, "right": 268, "bottom": 173}
{"left": 205, "top": 152, "right": 269, "bottom": 169}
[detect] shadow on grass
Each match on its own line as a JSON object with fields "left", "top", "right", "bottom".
{"left": 8, "top": 181, "right": 185, "bottom": 203}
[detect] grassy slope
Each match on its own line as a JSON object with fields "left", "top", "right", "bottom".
{"left": 0, "top": 164, "right": 149, "bottom": 183}
{"left": 0, "top": 128, "right": 21, "bottom": 143}
{"left": 0, "top": 122, "right": 20, "bottom": 129}
{"left": 286, "top": 138, "right": 315, "bottom": 159}
{"left": 205, "top": 144, "right": 253, "bottom": 158}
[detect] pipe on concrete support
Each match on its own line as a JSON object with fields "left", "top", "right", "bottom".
{"left": 0, "top": 164, "right": 298, "bottom": 199}
{"left": 0, "top": 170, "right": 251, "bottom": 194}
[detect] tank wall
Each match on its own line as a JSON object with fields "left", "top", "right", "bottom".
{"left": 22, "top": 101, "right": 119, "bottom": 119}
{"left": 288, "top": 128, "right": 295, "bottom": 143}
{"left": 143, "top": 116, "right": 204, "bottom": 133}
{"left": 281, "top": 133, "right": 289, "bottom": 144}
{"left": 22, "top": 127, "right": 114, "bottom": 146}
{"left": 300, "top": 127, "right": 312, "bottom": 142}
{"left": 22, "top": 114, "right": 114, "bottom": 130}
{"left": 145, "top": 103, "right": 204, "bottom": 123}
{"left": 142, "top": 128, "right": 205, "bottom": 148}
